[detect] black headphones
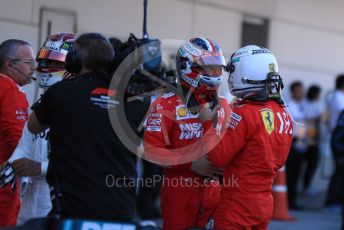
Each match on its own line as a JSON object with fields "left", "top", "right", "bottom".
{"left": 225, "top": 53, "right": 235, "bottom": 74}
{"left": 65, "top": 33, "right": 111, "bottom": 74}
{"left": 177, "top": 56, "right": 188, "bottom": 71}
{"left": 65, "top": 43, "right": 81, "bottom": 74}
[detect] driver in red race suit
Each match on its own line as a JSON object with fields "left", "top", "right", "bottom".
{"left": 144, "top": 37, "right": 231, "bottom": 230}
{"left": 201, "top": 45, "right": 293, "bottom": 230}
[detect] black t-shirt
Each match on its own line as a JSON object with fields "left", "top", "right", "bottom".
{"left": 33, "top": 72, "right": 137, "bottom": 221}
{"left": 124, "top": 95, "right": 151, "bottom": 138}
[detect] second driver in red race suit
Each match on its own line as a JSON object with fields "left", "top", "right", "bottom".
{"left": 201, "top": 45, "right": 293, "bottom": 230}
{"left": 144, "top": 37, "right": 231, "bottom": 230}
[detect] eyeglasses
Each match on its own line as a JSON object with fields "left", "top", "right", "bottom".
{"left": 9, "top": 59, "right": 37, "bottom": 67}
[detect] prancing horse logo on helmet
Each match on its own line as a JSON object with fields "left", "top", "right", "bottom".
{"left": 269, "top": 63, "right": 276, "bottom": 73}
{"left": 260, "top": 108, "right": 274, "bottom": 135}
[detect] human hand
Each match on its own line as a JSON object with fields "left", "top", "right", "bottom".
{"left": 199, "top": 103, "right": 220, "bottom": 123}
{"left": 11, "top": 158, "right": 41, "bottom": 177}
{"left": 191, "top": 155, "right": 224, "bottom": 177}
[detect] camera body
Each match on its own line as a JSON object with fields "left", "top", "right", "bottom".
{"left": 114, "top": 33, "right": 165, "bottom": 96}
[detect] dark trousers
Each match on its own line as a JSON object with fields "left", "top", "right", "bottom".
{"left": 286, "top": 146, "right": 304, "bottom": 207}
{"left": 303, "top": 145, "right": 320, "bottom": 190}
{"left": 342, "top": 200, "right": 344, "bottom": 230}
{"left": 325, "top": 151, "right": 344, "bottom": 207}
{"left": 341, "top": 165, "right": 344, "bottom": 230}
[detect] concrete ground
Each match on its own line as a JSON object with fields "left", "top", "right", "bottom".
{"left": 269, "top": 190, "right": 341, "bottom": 230}
{"left": 145, "top": 154, "right": 343, "bottom": 229}
{"left": 151, "top": 193, "right": 342, "bottom": 229}
{"left": 269, "top": 210, "right": 341, "bottom": 230}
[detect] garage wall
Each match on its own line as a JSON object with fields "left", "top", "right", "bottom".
{"left": 1, "top": 0, "right": 344, "bottom": 104}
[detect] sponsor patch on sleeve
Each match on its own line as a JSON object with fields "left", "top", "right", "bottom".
{"left": 228, "top": 112, "right": 242, "bottom": 129}
{"left": 146, "top": 117, "right": 162, "bottom": 132}
{"left": 230, "top": 112, "right": 241, "bottom": 122}
{"left": 147, "top": 117, "right": 161, "bottom": 126}
{"left": 146, "top": 126, "right": 162, "bottom": 132}
{"left": 16, "top": 110, "right": 28, "bottom": 120}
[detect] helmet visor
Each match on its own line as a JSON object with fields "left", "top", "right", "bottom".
{"left": 191, "top": 65, "right": 223, "bottom": 77}
{"left": 38, "top": 59, "right": 65, "bottom": 68}
{"left": 37, "top": 49, "right": 67, "bottom": 63}
{"left": 194, "top": 55, "right": 226, "bottom": 67}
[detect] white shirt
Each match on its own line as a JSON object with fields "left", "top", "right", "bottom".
{"left": 303, "top": 100, "right": 323, "bottom": 120}
{"left": 329, "top": 90, "right": 344, "bottom": 130}
{"left": 8, "top": 123, "right": 51, "bottom": 225}
{"left": 287, "top": 99, "right": 307, "bottom": 140}
{"left": 303, "top": 99, "right": 323, "bottom": 146}
{"left": 288, "top": 99, "right": 306, "bottom": 122}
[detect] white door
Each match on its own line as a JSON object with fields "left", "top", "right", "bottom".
{"left": 39, "top": 8, "right": 76, "bottom": 46}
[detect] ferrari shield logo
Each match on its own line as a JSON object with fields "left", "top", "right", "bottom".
{"left": 260, "top": 109, "right": 274, "bottom": 135}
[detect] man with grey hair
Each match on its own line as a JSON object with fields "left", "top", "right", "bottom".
{"left": 0, "top": 39, "right": 36, "bottom": 227}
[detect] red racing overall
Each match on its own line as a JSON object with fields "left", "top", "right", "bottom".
{"left": 205, "top": 100, "right": 293, "bottom": 230}
{"left": 0, "top": 74, "right": 28, "bottom": 226}
{"left": 144, "top": 92, "right": 230, "bottom": 230}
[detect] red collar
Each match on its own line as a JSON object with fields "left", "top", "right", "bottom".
{"left": 0, "top": 73, "right": 15, "bottom": 83}
{"left": 0, "top": 73, "right": 21, "bottom": 89}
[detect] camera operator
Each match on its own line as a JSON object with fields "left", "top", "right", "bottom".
{"left": 109, "top": 35, "right": 164, "bottom": 219}
{"left": 27, "top": 33, "right": 137, "bottom": 222}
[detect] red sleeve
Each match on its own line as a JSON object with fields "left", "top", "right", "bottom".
{"left": 215, "top": 98, "right": 232, "bottom": 135}
{"left": 143, "top": 97, "right": 191, "bottom": 169}
{"left": 143, "top": 97, "right": 173, "bottom": 164}
{"left": 0, "top": 88, "right": 28, "bottom": 161}
{"left": 207, "top": 107, "right": 249, "bottom": 167}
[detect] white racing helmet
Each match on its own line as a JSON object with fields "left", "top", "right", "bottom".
{"left": 226, "top": 45, "right": 284, "bottom": 101}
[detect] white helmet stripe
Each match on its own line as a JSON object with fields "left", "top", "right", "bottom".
{"left": 202, "top": 37, "right": 213, "bottom": 52}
